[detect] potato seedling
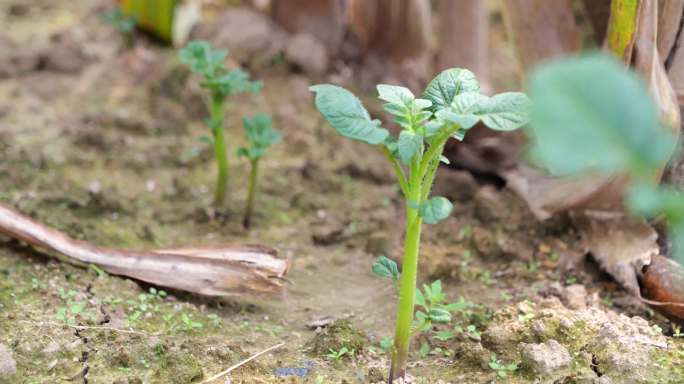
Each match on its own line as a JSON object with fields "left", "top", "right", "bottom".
{"left": 103, "top": 6, "right": 136, "bottom": 48}
{"left": 238, "top": 113, "right": 282, "bottom": 228}
{"left": 179, "top": 40, "right": 262, "bottom": 206}
{"left": 310, "top": 70, "right": 529, "bottom": 381}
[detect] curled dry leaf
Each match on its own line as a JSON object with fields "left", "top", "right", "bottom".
{"left": 572, "top": 212, "right": 658, "bottom": 297}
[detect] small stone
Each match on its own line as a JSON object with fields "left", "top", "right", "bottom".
{"left": 538, "top": 243, "right": 552, "bottom": 254}
{"left": 365, "top": 232, "right": 389, "bottom": 256}
{"left": 432, "top": 170, "right": 479, "bottom": 201}
{"left": 563, "top": 284, "right": 588, "bottom": 309}
{"left": 0, "top": 343, "right": 17, "bottom": 377}
{"left": 285, "top": 33, "right": 329, "bottom": 75}
{"left": 474, "top": 186, "right": 508, "bottom": 222}
{"left": 312, "top": 220, "right": 345, "bottom": 245}
{"left": 531, "top": 320, "right": 547, "bottom": 338}
{"left": 41, "top": 341, "right": 61, "bottom": 356}
{"left": 194, "top": 8, "right": 286, "bottom": 65}
{"left": 471, "top": 227, "right": 502, "bottom": 259}
{"left": 593, "top": 377, "right": 613, "bottom": 384}
{"left": 519, "top": 339, "right": 571, "bottom": 374}
{"left": 40, "top": 33, "right": 89, "bottom": 73}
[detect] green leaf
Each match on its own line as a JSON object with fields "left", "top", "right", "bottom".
{"left": 434, "top": 330, "right": 455, "bottom": 341}
{"left": 437, "top": 92, "right": 487, "bottom": 129}
{"left": 371, "top": 256, "right": 400, "bottom": 281}
{"left": 310, "top": 84, "right": 389, "bottom": 145}
{"left": 423, "top": 68, "right": 480, "bottom": 110}
{"left": 527, "top": 53, "right": 675, "bottom": 177}
{"left": 428, "top": 280, "right": 445, "bottom": 305}
{"left": 419, "top": 342, "right": 430, "bottom": 358}
{"left": 478, "top": 92, "right": 531, "bottom": 131}
{"left": 419, "top": 197, "right": 453, "bottom": 224}
{"left": 415, "top": 289, "right": 426, "bottom": 309}
{"left": 240, "top": 113, "right": 281, "bottom": 159}
{"left": 397, "top": 130, "right": 422, "bottom": 164}
{"left": 378, "top": 84, "right": 432, "bottom": 130}
{"left": 211, "top": 68, "right": 262, "bottom": 98}
{"left": 179, "top": 40, "right": 226, "bottom": 78}
{"left": 438, "top": 92, "right": 530, "bottom": 131}
{"left": 428, "top": 308, "right": 452, "bottom": 323}
{"left": 380, "top": 336, "right": 393, "bottom": 352}
{"left": 377, "top": 84, "right": 414, "bottom": 105}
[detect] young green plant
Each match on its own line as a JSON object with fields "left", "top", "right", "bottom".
{"left": 103, "top": 6, "right": 136, "bottom": 48}
{"left": 238, "top": 113, "right": 282, "bottom": 228}
{"left": 179, "top": 40, "right": 262, "bottom": 206}
{"left": 310, "top": 70, "right": 529, "bottom": 381}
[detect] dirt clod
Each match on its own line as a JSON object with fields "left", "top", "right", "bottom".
{"left": 0, "top": 343, "right": 16, "bottom": 377}
{"left": 305, "top": 320, "right": 367, "bottom": 356}
{"left": 432, "top": 169, "right": 479, "bottom": 202}
{"left": 285, "top": 33, "right": 329, "bottom": 75}
{"left": 519, "top": 339, "right": 571, "bottom": 374}
{"left": 474, "top": 185, "right": 508, "bottom": 222}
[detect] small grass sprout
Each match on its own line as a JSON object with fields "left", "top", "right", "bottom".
{"left": 103, "top": 6, "right": 136, "bottom": 48}
{"left": 179, "top": 40, "right": 262, "bottom": 206}
{"left": 310, "top": 70, "right": 529, "bottom": 381}
{"left": 488, "top": 354, "right": 518, "bottom": 378}
{"left": 237, "top": 113, "right": 281, "bottom": 228}
{"left": 326, "top": 347, "right": 352, "bottom": 361}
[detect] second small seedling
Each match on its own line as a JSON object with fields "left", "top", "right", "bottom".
{"left": 238, "top": 113, "right": 281, "bottom": 228}
{"left": 103, "top": 6, "right": 136, "bottom": 48}
{"left": 179, "top": 40, "right": 262, "bottom": 206}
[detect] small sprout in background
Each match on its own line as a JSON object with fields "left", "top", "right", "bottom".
{"left": 179, "top": 40, "right": 262, "bottom": 207}
{"left": 488, "top": 354, "right": 518, "bottom": 378}
{"left": 207, "top": 313, "right": 221, "bottom": 327}
{"left": 379, "top": 336, "right": 394, "bottom": 353}
{"left": 371, "top": 255, "right": 401, "bottom": 290}
{"left": 103, "top": 6, "right": 136, "bottom": 48}
{"left": 310, "top": 68, "right": 529, "bottom": 381}
{"left": 237, "top": 113, "right": 282, "bottom": 228}
{"left": 180, "top": 312, "right": 204, "bottom": 331}
{"left": 419, "top": 341, "right": 430, "bottom": 358}
{"left": 325, "top": 347, "right": 352, "bottom": 361}
{"left": 601, "top": 293, "right": 614, "bottom": 308}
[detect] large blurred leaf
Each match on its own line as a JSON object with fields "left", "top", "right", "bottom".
{"left": 528, "top": 54, "right": 676, "bottom": 178}
{"left": 310, "top": 84, "right": 389, "bottom": 145}
{"left": 422, "top": 68, "right": 480, "bottom": 111}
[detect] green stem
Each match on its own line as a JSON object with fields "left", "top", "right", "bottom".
{"left": 421, "top": 146, "right": 444, "bottom": 201}
{"left": 389, "top": 157, "right": 424, "bottom": 382}
{"left": 380, "top": 145, "right": 409, "bottom": 198}
{"left": 243, "top": 158, "right": 259, "bottom": 229}
{"left": 211, "top": 96, "right": 229, "bottom": 206}
{"left": 418, "top": 125, "right": 459, "bottom": 177}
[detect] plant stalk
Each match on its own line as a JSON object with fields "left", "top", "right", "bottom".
{"left": 243, "top": 158, "right": 259, "bottom": 229}
{"left": 211, "top": 96, "right": 229, "bottom": 206}
{"left": 389, "top": 158, "right": 424, "bottom": 382}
